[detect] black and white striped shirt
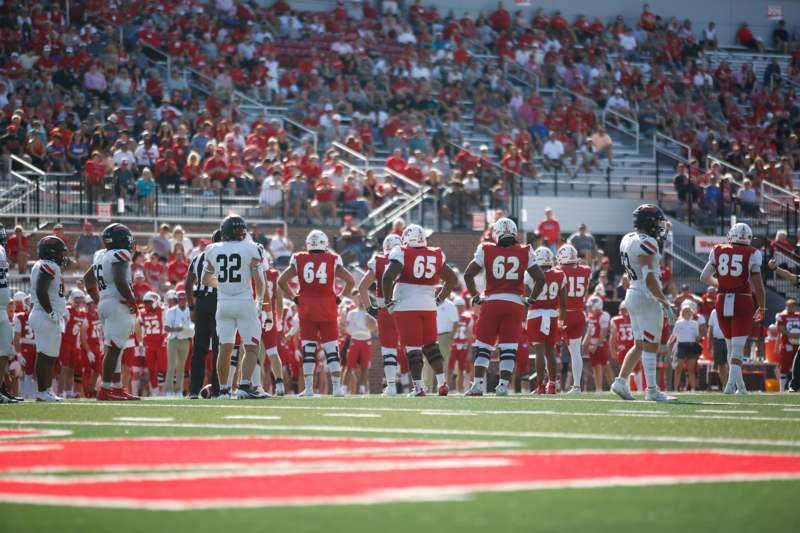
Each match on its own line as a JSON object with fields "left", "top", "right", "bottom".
{"left": 190, "top": 251, "right": 216, "bottom": 298}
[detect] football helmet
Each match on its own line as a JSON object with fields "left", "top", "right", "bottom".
{"left": 618, "top": 302, "right": 628, "bottom": 315}
{"left": 587, "top": 296, "right": 603, "bottom": 313}
{"left": 492, "top": 217, "right": 518, "bottom": 244}
{"left": 306, "top": 230, "right": 329, "bottom": 251}
{"left": 211, "top": 229, "right": 222, "bottom": 243}
{"left": 632, "top": 204, "right": 667, "bottom": 239}
{"left": 143, "top": 291, "right": 160, "bottom": 308}
{"left": 165, "top": 289, "right": 177, "bottom": 302}
{"left": 102, "top": 223, "right": 135, "bottom": 251}
{"left": 69, "top": 290, "right": 86, "bottom": 307}
{"left": 220, "top": 215, "right": 247, "bottom": 241}
{"left": 556, "top": 244, "right": 578, "bottom": 265}
{"left": 534, "top": 246, "right": 555, "bottom": 267}
{"left": 402, "top": 224, "right": 426, "bottom": 248}
{"left": 382, "top": 234, "right": 402, "bottom": 253}
{"left": 0, "top": 223, "right": 6, "bottom": 245}
{"left": 37, "top": 236, "right": 68, "bottom": 266}
{"left": 727, "top": 222, "right": 753, "bottom": 245}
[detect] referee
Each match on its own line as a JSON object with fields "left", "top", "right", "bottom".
{"left": 187, "top": 230, "right": 221, "bottom": 399}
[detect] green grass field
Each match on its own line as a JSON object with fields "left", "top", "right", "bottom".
{"left": 1, "top": 393, "right": 800, "bottom": 533}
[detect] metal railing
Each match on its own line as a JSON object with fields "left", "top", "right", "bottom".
{"left": 654, "top": 132, "right": 692, "bottom": 164}
{"left": 603, "top": 108, "right": 640, "bottom": 153}
{"left": 332, "top": 141, "right": 369, "bottom": 177}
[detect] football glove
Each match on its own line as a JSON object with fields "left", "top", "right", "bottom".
{"left": 471, "top": 294, "right": 483, "bottom": 306}
{"left": 86, "top": 351, "right": 96, "bottom": 364}
{"left": 367, "top": 305, "right": 379, "bottom": 318}
{"left": 47, "top": 310, "right": 61, "bottom": 324}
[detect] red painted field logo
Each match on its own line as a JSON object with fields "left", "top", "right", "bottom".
{"left": 1, "top": 431, "right": 799, "bottom": 510}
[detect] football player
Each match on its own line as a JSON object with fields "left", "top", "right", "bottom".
{"left": 381, "top": 224, "right": 458, "bottom": 397}
{"left": 775, "top": 298, "right": 800, "bottom": 392}
{"left": 29, "top": 236, "right": 69, "bottom": 402}
{"left": 463, "top": 218, "right": 544, "bottom": 396}
{"left": 141, "top": 291, "right": 167, "bottom": 396}
{"left": 526, "top": 246, "right": 566, "bottom": 395}
{"left": 0, "top": 222, "right": 16, "bottom": 403}
{"left": 448, "top": 297, "right": 473, "bottom": 393}
{"left": 701, "top": 222, "right": 766, "bottom": 394}
{"left": 84, "top": 223, "right": 140, "bottom": 401}
{"left": 611, "top": 204, "right": 675, "bottom": 402}
{"left": 343, "top": 296, "right": 376, "bottom": 394}
{"left": 609, "top": 304, "right": 639, "bottom": 390}
{"left": 358, "top": 234, "right": 403, "bottom": 395}
{"left": 583, "top": 296, "right": 613, "bottom": 391}
{"left": 278, "top": 230, "right": 355, "bottom": 397}
{"left": 261, "top": 260, "right": 285, "bottom": 396}
{"left": 203, "top": 215, "right": 269, "bottom": 399}
{"left": 83, "top": 297, "right": 102, "bottom": 397}
{"left": 12, "top": 292, "right": 36, "bottom": 399}
{"left": 58, "top": 290, "right": 90, "bottom": 398}
{"left": 555, "top": 243, "right": 591, "bottom": 394}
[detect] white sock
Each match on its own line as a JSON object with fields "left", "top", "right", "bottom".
{"left": 642, "top": 351, "right": 657, "bottom": 391}
{"left": 435, "top": 373, "right": 445, "bottom": 387}
{"left": 102, "top": 381, "right": 113, "bottom": 389}
{"left": 251, "top": 364, "right": 262, "bottom": 388}
{"left": 401, "top": 373, "right": 410, "bottom": 386}
{"left": 112, "top": 381, "right": 122, "bottom": 389}
{"left": 385, "top": 365, "right": 397, "bottom": 385}
{"left": 358, "top": 384, "right": 366, "bottom": 394}
{"left": 131, "top": 379, "right": 139, "bottom": 396}
{"left": 331, "top": 376, "right": 341, "bottom": 391}
{"left": 568, "top": 339, "right": 583, "bottom": 387}
{"left": 303, "top": 375, "right": 313, "bottom": 391}
{"left": 414, "top": 379, "right": 424, "bottom": 390}
{"left": 730, "top": 364, "right": 746, "bottom": 391}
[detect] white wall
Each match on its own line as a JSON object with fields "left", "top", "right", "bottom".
{"left": 520, "top": 196, "right": 644, "bottom": 235}
{"left": 281, "top": 0, "right": 800, "bottom": 48}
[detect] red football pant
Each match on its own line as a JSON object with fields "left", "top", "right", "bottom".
{"left": 516, "top": 344, "right": 531, "bottom": 374}
{"left": 475, "top": 301, "right": 526, "bottom": 347}
{"left": 527, "top": 316, "right": 560, "bottom": 348}
{"left": 377, "top": 308, "right": 399, "bottom": 348}
{"left": 393, "top": 311, "right": 437, "bottom": 349}
{"left": 449, "top": 345, "right": 469, "bottom": 372}
{"left": 562, "top": 309, "right": 586, "bottom": 340}
{"left": 299, "top": 319, "right": 338, "bottom": 344}
{"left": 589, "top": 344, "right": 610, "bottom": 367}
{"left": 144, "top": 343, "right": 167, "bottom": 388}
{"left": 715, "top": 293, "right": 754, "bottom": 339}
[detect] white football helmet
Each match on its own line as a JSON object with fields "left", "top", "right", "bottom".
{"left": 13, "top": 291, "right": 28, "bottom": 302}
{"left": 556, "top": 244, "right": 578, "bottom": 265}
{"left": 534, "top": 246, "right": 555, "bottom": 267}
{"left": 382, "top": 234, "right": 402, "bottom": 253}
{"left": 69, "top": 290, "right": 86, "bottom": 304}
{"left": 587, "top": 296, "right": 603, "bottom": 313}
{"left": 727, "top": 222, "right": 753, "bottom": 245}
{"left": 143, "top": 291, "right": 160, "bottom": 303}
{"left": 402, "top": 224, "right": 427, "bottom": 248}
{"left": 306, "top": 229, "right": 329, "bottom": 251}
{"left": 492, "top": 217, "right": 517, "bottom": 243}
{"left": 166, "top": 289, "right": 177, "bottom": 302}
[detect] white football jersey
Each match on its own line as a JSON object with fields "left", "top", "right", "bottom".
{"left": 205, "top": 240, "right": 263, "bottom": 301}
{"left": 93, "top": 248, "right": 133, "bottom": 303}
{"left": 619, "top": 231, "right": 661, "bottom": 292}
{"left": 30, "top": 259, "right": 65, "bottom": 315}
{"left": 0, "top": 244, "right": 10, "bottom": 306}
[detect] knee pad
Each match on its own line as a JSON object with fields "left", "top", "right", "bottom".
{"left": 302, "top": 343, "right": 318, "bottom": 364}
{"left": 498, "top": 343, "right": 517, "bottom": 374}
{"left": 326, "top": 351, "right": 341, "bottom": 373}
{"left": 382, "top": 348, "right": 398, "bottom": 367}
{"left": 473, "top": 342, "right": 491, "bottom": 368}
{"left": 422, "top": 344, "right": 443, "bottom": 365}
{"left": 407, "top": 349, "right": 423, "bottom": 367}
{"left": 230, "top": 346, "right": 240, "bottom": 367}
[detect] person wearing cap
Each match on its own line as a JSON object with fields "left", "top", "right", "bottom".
{"left": 164, "top": 291, "right": 193, "bottom": 397}
{"left": 668, "top": 302, "right": 702, "bottom": 391}
{"left": 75, "top": 222, "right": 102, "bottom": 271}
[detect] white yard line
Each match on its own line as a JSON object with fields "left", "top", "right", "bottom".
{"left": 323, "top": 413, "right": 381, "bottom": 418}
{"left": 113, "top": 417, "right": 175, "bottom": 423}
{"left": 0, "top": 444, "right": 62, "bottom": 453}
{"left": 50, "top": 401, "right": 800, "bottom": 423}
{"left": 419, "top": 411, "right": 477, "bottom": 416}
{"left": 223, "top": 415, "right": 281, "bottom": 421}
{"left": 783, "top": 408, "right": 800, "bottom": 412}
{"left": 2, "top": 419, "right": 800, "bottom": 448}
{"left": 696, "top": 410, "right": 758, "bottom": 415}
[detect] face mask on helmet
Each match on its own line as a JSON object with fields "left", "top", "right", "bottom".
{"left": 382, "top": 234, "right": 401, "bottom": 253}
{"left": 534, "top": 246, "right": 554, "bottom": 267}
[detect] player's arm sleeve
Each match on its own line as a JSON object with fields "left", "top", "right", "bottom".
{"left": 288, "top": 255, "right": 297, "bottom": 271}
{"left": 700, "top": 255, "right": 716, "bottom": 286}
{"left": 472, "top": 244, "right": 485, "bottom": 269}
{"left": 334, "top": 254, "right": 343, "bottom": 268}
{"left": 523, "top": 270, "right": 533, "bottom": 290}
{"left": 639, "top": 236, "right": 658, "bottom": 256}
{"left": 388, "top": 246, "right": 404, "bottom": 265}
{"left": 749, "top": 250, "right": 763, "bottom": 273}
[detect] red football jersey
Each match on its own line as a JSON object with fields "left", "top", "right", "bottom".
{"left": 264, "top": 268, "right": 279, "bottom": 316}
{"left": 711, "top": 243, "right": 759, "bottom": 294}
{"left": 776, "top": 310, "right": 800, "bottom": 357}
{"left": 477, "top": 242, "right": 531, "bottom": 296}
{"left": 293, "top": 251, "right": 340, "bottom": 297}
{"left": 13, "top": 311, "right": 35, "bottom": 345}
{"left": 140, "top": 306, "right": 165, "bottom": 346}
{"left": 453, "top": 311, "right": 474, "bottom": 342}
{"left": 61, "top": 307, "right": 85, "bottom": 350}
{"left": 396, "top": 246, "right": 443, "bottom": 286}
{"left": 611, "top": 315, "right": 635, "bottom": 358}
{"left": 560, "top": 264, "right": 592, "bottom": 310}
{"left": 529, "top": 268, "right": 566, "bottom": 310}
{"left": 85, "top": 308, "right": 102, "bottom": 348}
{"left": 586, "top": 311, "right": 610, "bottom": 346}
{"left": 370, "top": 254, "right": 390, "bottom": 298}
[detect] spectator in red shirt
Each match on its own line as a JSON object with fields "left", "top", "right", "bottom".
{"left": 640, "top": 4, "right": 657, "bottom": 31}
{"left": 143, "top": 253, "right": 167, "bottom": 289}
{"left": 167, "top": 245, "right": 190, "bottom": 285}
{"left": 342, "top": 174, "right": 368, "bottom": 220}
{"left": 203, "top": 146, "right": 230, "bottom": 189}
{"left": 309, "top": 176, "right": 336, "bottom": 226}
{"left": 84, "top": 150, "right": 107, "bottom": 211}
{"left": 5, "top": 225, "right": 29, "bottom": 274}
{"left": 489, "top": 1, "right": 511, "bottom": 32}
{"left": 535, "top": 207, "right": 561, "bottom": 252}
{"left": 736, "top": 22, "right": 764, "bottom": 52}
{"left": 132, "top": 271, "right": 154, "bottom": 302}
{"left": 385, "top": 148, "right": 407, "bottom": 174}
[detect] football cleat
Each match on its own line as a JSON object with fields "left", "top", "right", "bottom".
{"left": 113, "top": 388, "right": 141, "bottom": 401}
{"left": 532, "top": 382, "right": 545, "bottom": 395}
{"left": 1, "top": 387, "right": 23, "bottom": 402}
{"left": 723, "top": 382, "right": 736, "bottom": 394}
{"left": 236, "top": 384, "right": 271, "bottom": 399}
{"left": 0, "top": 392, "right": 17, "bottom": 404}
{"left": 735, "top": 388, "right": 748, "bottom": 395}
{"left": 408, "top": 387, "right": 426, "bottom": 397}
{"left": 438, "top": 383, "right": 449, "bottom": 396}
{"left": 546, "top": 382, "right": 557, "bottom": 395}
{"left": 214, "top": 388, "right": 231, "bottom": 400}
{"left": 644, "top": 388, "right": 676, "bottom": 402}
{"left": 275, "top": 381, "right": 285, "bottom": 397}
{"left": 297, "top": 389, "right": 314, "bottom": 398}
{"left": 494, "top": 383, "right": 509, "bottom": 396}
{"left": 382, "top": 385, "right": 397, "bottom": 397}
{"left": 464, "top": 382, "right": 483, "bottom": 396}
{"left": 188, "top": 393, "right": 199, "bottom": 400}
{"left": 565, "top": 386, "right": 581, "bottom": 395}
{"left": 333, "top": 385, "right": 345, "bottom": 397}
{"left": 36, "top": 390, "right": 63, "bottom": 402}
{"left": 611, "top": 379, "right": 635, "bottom": 401}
